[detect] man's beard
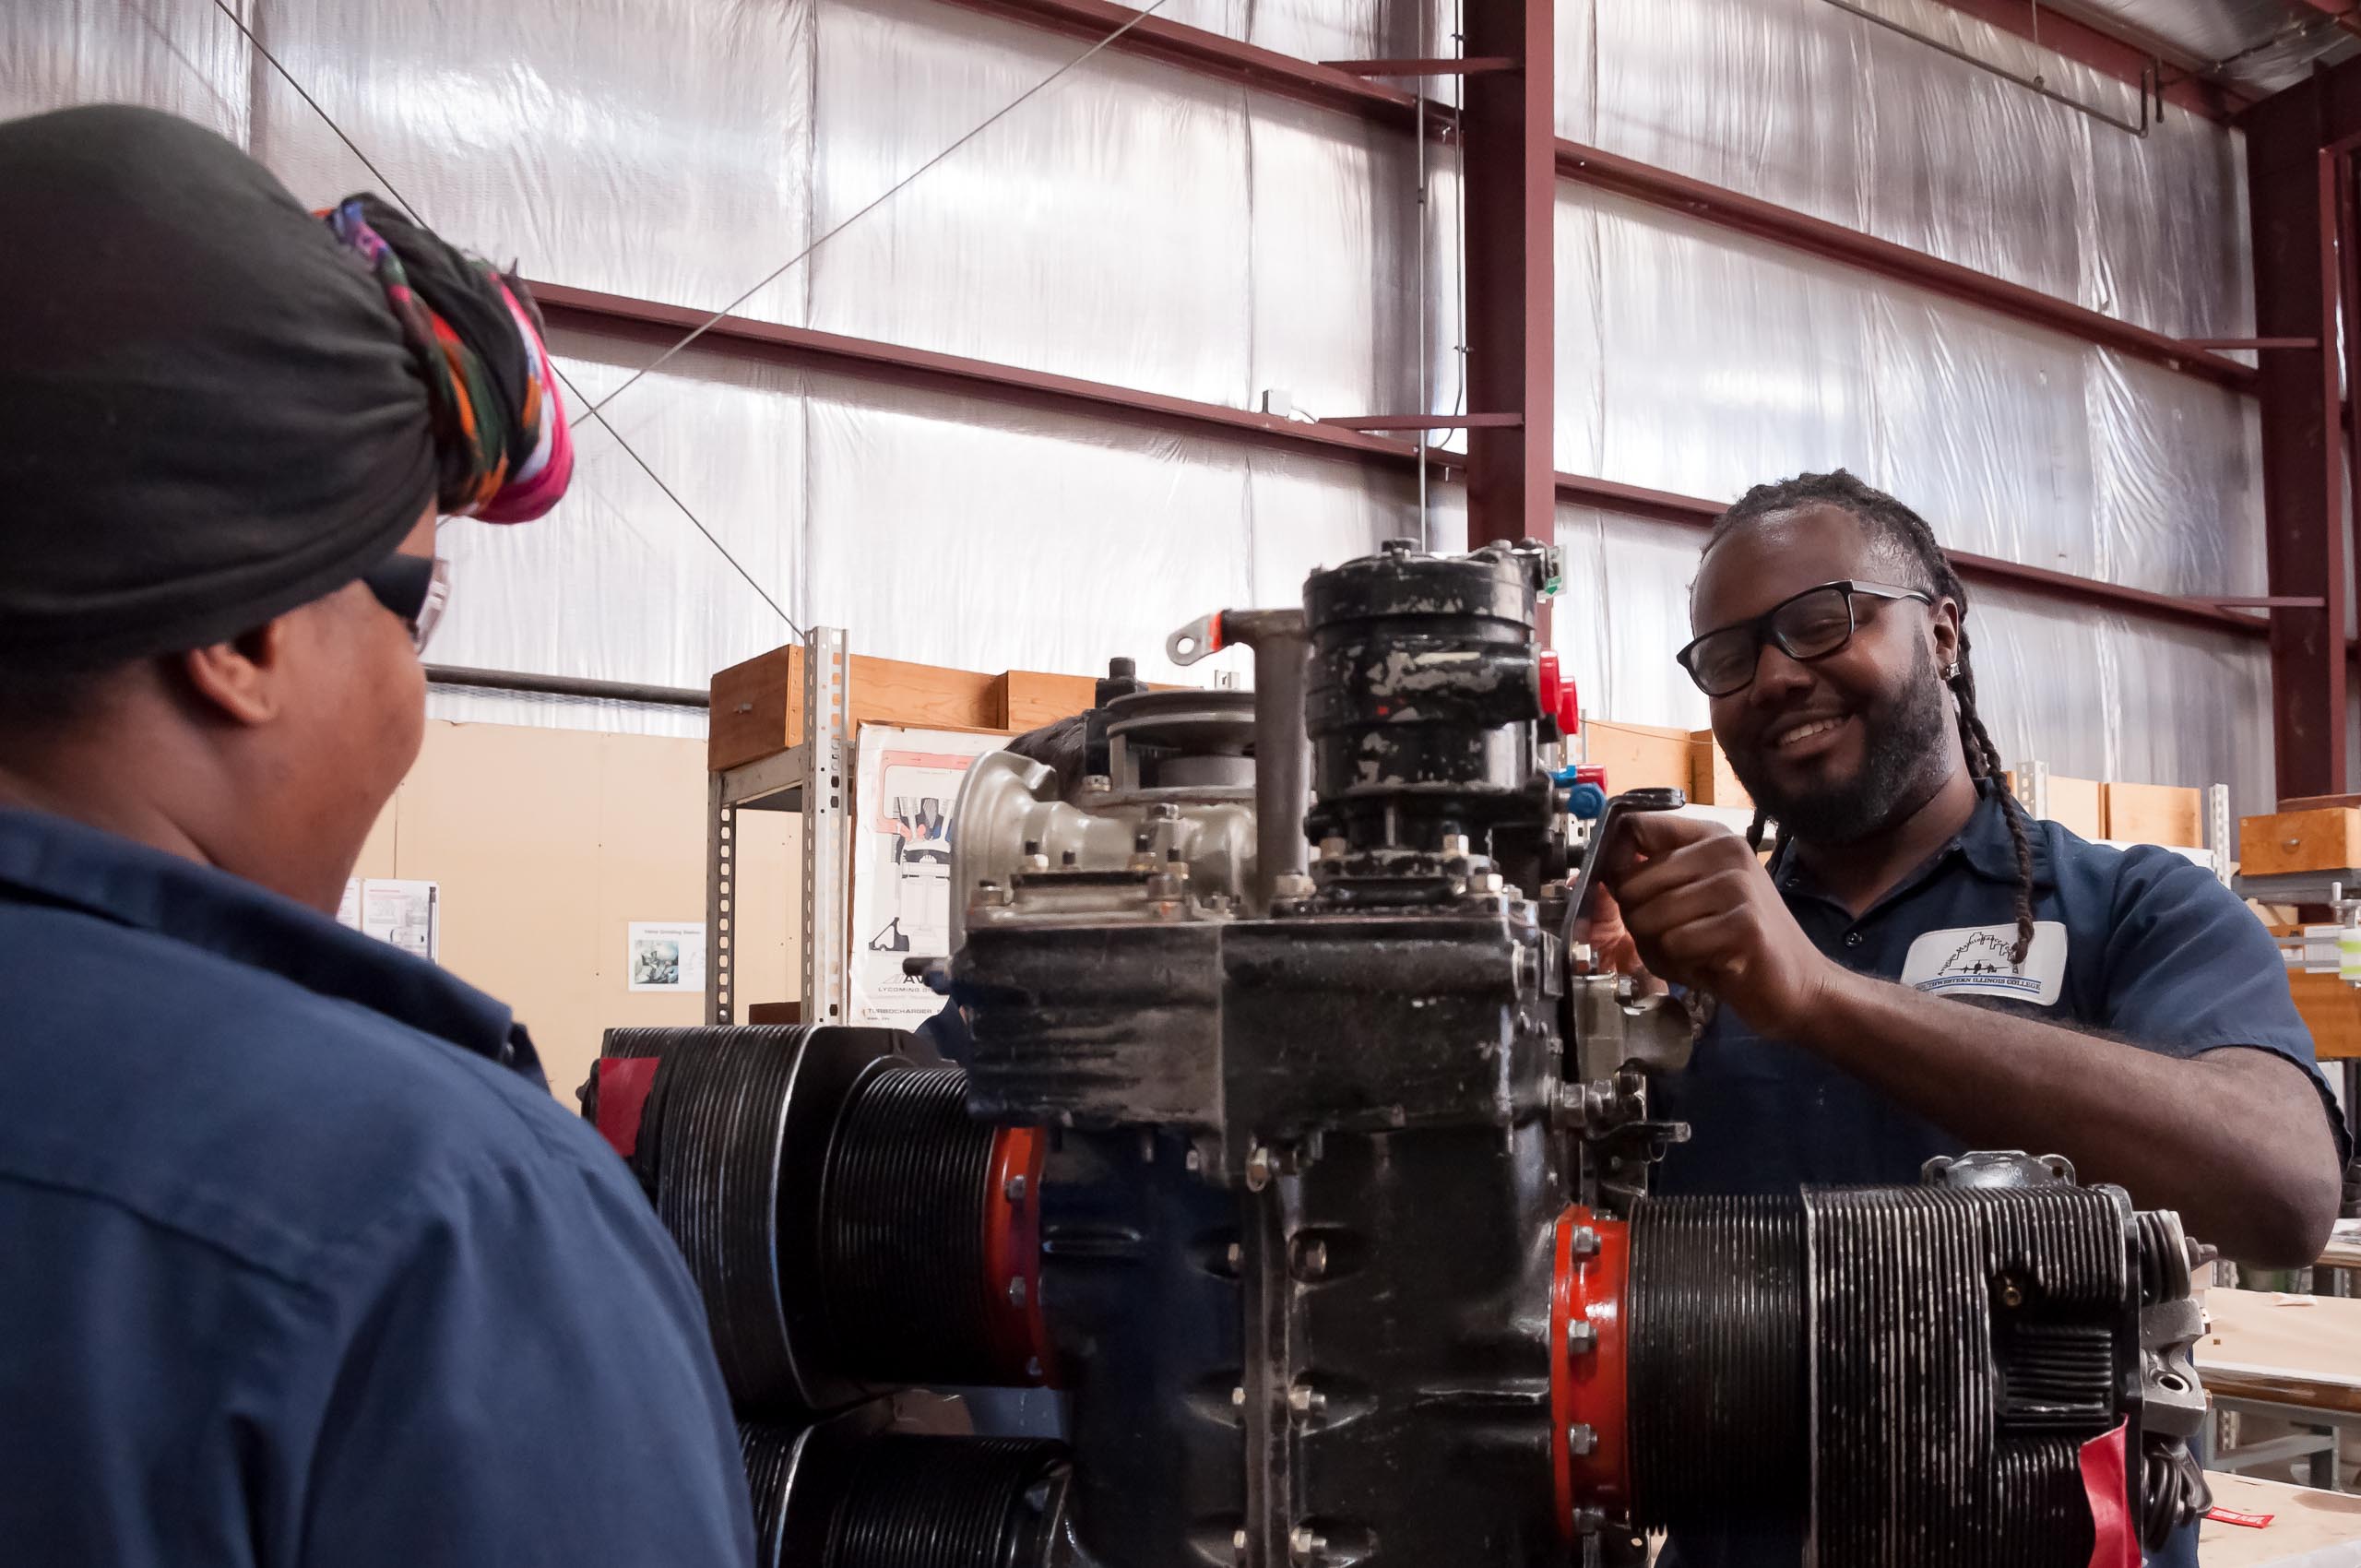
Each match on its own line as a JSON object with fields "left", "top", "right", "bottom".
{"left": 1731, "top": 641, "right": 1955, "bottom": 847}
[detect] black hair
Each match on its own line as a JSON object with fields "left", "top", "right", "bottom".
{"left": 1002, "top": 714, "right": 1089, "bottom": 799}
{"left": 1705, "top": 469, "right": 2035, "bottom": 966}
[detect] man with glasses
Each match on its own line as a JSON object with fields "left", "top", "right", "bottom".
{"left": 1592, "top": 469, "right": 2346, "bottom": 1563}
{"left": 0, "top": 109, "right": 753, "bottom": 1566}
{"left": 1593, "top": 469, "right": 2343, "bottom": 1260}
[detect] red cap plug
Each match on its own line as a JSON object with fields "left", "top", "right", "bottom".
{"left": 1537, "top": 651, "right": 1581, "bottom": 737}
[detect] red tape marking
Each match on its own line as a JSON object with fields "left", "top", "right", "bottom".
{"left": 593, "top": 1057, "right": 660, "bottom": 1159}
{"left": 2079, "top": 1424, "right": 2138, "bottom": 1568}
{"left": 2204, "top": 1507, "right": 2276, "bottom": 1529}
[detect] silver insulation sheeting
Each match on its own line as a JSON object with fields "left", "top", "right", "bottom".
{"left": 1, "top": 0, "right": 2278, "bottom": 814}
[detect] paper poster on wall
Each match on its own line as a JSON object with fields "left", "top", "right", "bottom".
{"left": 848, "top": 725, "right": 1009, "bottom": 1028}
{"left": 337, "top": 879, "right": 362, "bottom": 931}
{"left": 359, "top": 879, "right": 440, "bottom": 962}
{"left": 628, "top": 921, "right": 707, "bottom": 992}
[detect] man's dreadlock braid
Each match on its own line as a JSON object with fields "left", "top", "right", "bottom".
{"left": 1705, "top": 469, "right": 2037, "bottom": 965}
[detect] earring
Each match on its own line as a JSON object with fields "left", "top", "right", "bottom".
{"left": 1943, "top": 662, "right": 1961, "bottom": 681}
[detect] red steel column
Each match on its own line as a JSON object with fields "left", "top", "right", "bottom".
{"left": 2248, "top": 71, "right": 2353, "bottom": 799}
{"left": 1458, "top": 0, "right": 1552, "bottom": 552}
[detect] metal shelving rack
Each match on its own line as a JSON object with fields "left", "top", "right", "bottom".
{"left": 2014, "top": 760, "right": 2233, "bottom": 884}
{"left": 706, "top": 627, "right": 853, "bottom": 1027}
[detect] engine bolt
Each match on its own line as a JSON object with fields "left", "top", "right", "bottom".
{"left": 1567, "top": 1422, "right": 1597, "bottom": 1456}
{"left": 1003, "top": 1174, "right": 1027, "bottom": 1202}
{"left": 1232, "top": 1530, "right": 1249, "bottom": 1560}
{"left": 1289, "top": 1526, "right": 1328, "bottom": 1562}
{"left": 1567, "top": 1318, "right": 1597, "bottom": 1354}
{"left": 1287, "top": 1383, "right": 1326, "bottom": 1417}
{"left": 1245, "top": 1146, "right": 1274, "bottom": 1192}
{"left": 1571, "top": 1225, "right": 1600, "bottom": 1258}
{"left": 1226, "top": 1241, "right": 1244, "bottom": 1271}
{"left": 1231, "top": 1385, "right": 1247, "bottom": 1407}
{"left": 1298, "top": 1239, "right": 1329, "bottom": 1279}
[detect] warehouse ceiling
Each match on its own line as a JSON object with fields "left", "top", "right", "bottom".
{"left": 2055, "top": 0, "right": 2360, "bottom": 99}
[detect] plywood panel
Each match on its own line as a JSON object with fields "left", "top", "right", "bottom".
{"left": 392, "top": 723, "right": 603, "bottom": 1098}
{"left": 367, "top": 722, "right": 803, "bottom": 1106}
{"left": 2045, "top": 775, "right": 2104, "bottom": 840}
{"left": 1686, "top": 730, "right": 1750, "bottom": 808}
{"left": 1584, "top": 720, "right": 1693, "bottom": 792}
{"left": 2103, "top": 782, "right": 2202, "bottom": 848}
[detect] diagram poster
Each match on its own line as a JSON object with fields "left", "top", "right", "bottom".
{"left": 358, "top": 879, "right": 439, "bottom": 963}
{"left": 848, "top": 725, "right": 1008, "bottom": 1028}
{"left": 628, "top": 922, "right": 707, "bottom": 992}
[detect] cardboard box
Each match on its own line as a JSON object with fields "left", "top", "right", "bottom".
{"left": 708, "top": 645, "right": 1002, "bottom": 772}
{"left": 2239, "top": 807, "right": 2361, "bottom": 878}
{"left": 2101, "top": 782, "right": 2202, "bottom": 849}
{"left": 1582, "top": 720, "right": 1695, "bottom": 793}
{"left": 994, "top": 670, "right": 1100, "bottom": 731}
{"left": 1686, "top": 730, "right": 1750, "bottom": 808}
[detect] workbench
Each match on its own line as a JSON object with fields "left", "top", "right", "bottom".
{"left": 2200, "top": 1473, "right": 2361, "bottom": 1565}
{"left": 2201, "top": 1289, "right": 2361, "bottom": 1491}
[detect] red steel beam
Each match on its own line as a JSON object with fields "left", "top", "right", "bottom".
{"left": 529, "top": 279, "right": 2274, "bottom": 643}
{"left": 2245, "top": 67, "right": 2356, "bottom": 798}
{"left": 1458, "top": 0, "right": 1554, "bottom": 552}
{"left": 1552, "top": 141, "right": 2260, "bottom": 394}
{"left": 920, "top": 0, "right": 2260, "bottom": 396}
{"left": 1921, "top": 0, "right": 2251, "bottom": 120}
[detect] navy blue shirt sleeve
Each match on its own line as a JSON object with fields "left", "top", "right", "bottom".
{"left": 291, "top": 1146, "right": 755, "bottom": 1568}
{"left": 2099, "top": 847, "right": 2350, "bottom": 1163}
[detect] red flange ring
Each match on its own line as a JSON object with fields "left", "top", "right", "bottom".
{"left": 981, "top": 1124, "right": 1059, "bottom": 1387}
{"left": 1549, "top": 1206, "right": 1631, "bottom": 1538}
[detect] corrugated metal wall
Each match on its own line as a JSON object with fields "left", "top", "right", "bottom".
{"left": 1, "top": 0, "right": 2276, "bottom": 814}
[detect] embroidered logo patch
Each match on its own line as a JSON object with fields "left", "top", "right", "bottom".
{"left": 1898, "top": 921, "right": 2069, "bottom": 1006}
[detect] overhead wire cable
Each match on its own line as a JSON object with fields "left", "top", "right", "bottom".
{"left": 585, "top": 0, "right": 1180, "bottom": 422}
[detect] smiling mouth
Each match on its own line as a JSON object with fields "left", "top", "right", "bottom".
{"left": 1770, "top": 715, "right": 1847, "bottom": 752}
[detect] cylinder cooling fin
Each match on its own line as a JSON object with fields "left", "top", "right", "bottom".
{"left": 743, "top": 1420, "right": 1071, "bottom": 1568}
{"left": 1554, "top": 1185, "right": 2171, "bottom": 1563}
{"left": 588, "top": 1028, "right": 1049, "bottom": 1416}
{"left": 819, "top": 1062, "right": 1052, "bottom": 1389}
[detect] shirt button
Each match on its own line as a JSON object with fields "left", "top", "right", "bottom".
{"left": 1844, "top": 931, "right": 1864, "bottom": 948}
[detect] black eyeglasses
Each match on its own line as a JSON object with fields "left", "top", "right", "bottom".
{"left": 1676, "top": 579, "right": 1932, "bottom": 697}
{"left": 360, "top": 552, "right": 451, "bottom": 654}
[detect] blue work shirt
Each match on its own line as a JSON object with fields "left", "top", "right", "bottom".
{"left": 1654, "top": 784, "right": 2348, "bottom": 1568}
{"left": 0, "top": 809, "right": 755, "bottom": 1568}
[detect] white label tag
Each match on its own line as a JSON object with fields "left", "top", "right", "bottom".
{"left": 1898, "top": 921, "right": 2068, "bottom": 1006}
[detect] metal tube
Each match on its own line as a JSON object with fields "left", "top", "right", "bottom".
{"left": 425, "top": 663, "right": 712, "bottom": 708}
{"left": 1415, "top": 30, "right": 1430, "bottom": 552}
{"left": 1248, "top": 622, "right": 1311, "bottom": 912}
{"left": 1819, "top": 0, "right": 2152, "bottom": 139}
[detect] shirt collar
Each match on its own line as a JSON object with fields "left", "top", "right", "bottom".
{"left": 0, "top": 807, "right": 538, "bottom": 1078}
{"left": 1766, "top": 778, "right": 2057, "bottom": 901}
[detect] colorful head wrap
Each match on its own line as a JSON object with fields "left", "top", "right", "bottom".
{"left": 0, "top": 105, "right": 574, "bottom": 673}
{"left": 321, "top": 196, "right": 574, "bottom": 523}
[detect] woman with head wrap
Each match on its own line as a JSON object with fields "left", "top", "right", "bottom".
{"left": 0, "top": 106, "right": 753, "bottom": 1567}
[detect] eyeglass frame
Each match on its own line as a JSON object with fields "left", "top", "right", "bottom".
{"left": 359, "top": 552, "right": 452, "bottom": 655}
{"left": 1674, "top": 578, "right": 1934, "bottom": 698}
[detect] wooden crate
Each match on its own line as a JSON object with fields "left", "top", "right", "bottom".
{"left": 1686, "top": 730, "right": 1750, "bottom": 808}
{"left": 2240, "top": 807, "right": 2361, "bottom": 878}
{"left": 708, "top": 645, "right": 1002, "bottom": 772}
{"left": 993, "top": 670, "right": 1100, "bottom": 731}
{"left": 1583, "top": 720, "right": 1695, "bottom": 793}
{"left": 2101, "top": 782, "right": 2202, "bottom": 848}
{"left": 2290, "top": 970, "right": 2361, "bottom": 1061}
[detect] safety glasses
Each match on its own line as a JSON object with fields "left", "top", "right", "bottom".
{"left": 1676, "top": 579, "right": 1932, "bottom": 698}
{"left": 359, "top": 552, "right": 451, "bottom": 655}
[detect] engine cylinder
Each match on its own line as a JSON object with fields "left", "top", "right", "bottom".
{"left": 1301, "top": 539, "right": 1556, "bottom": 856}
